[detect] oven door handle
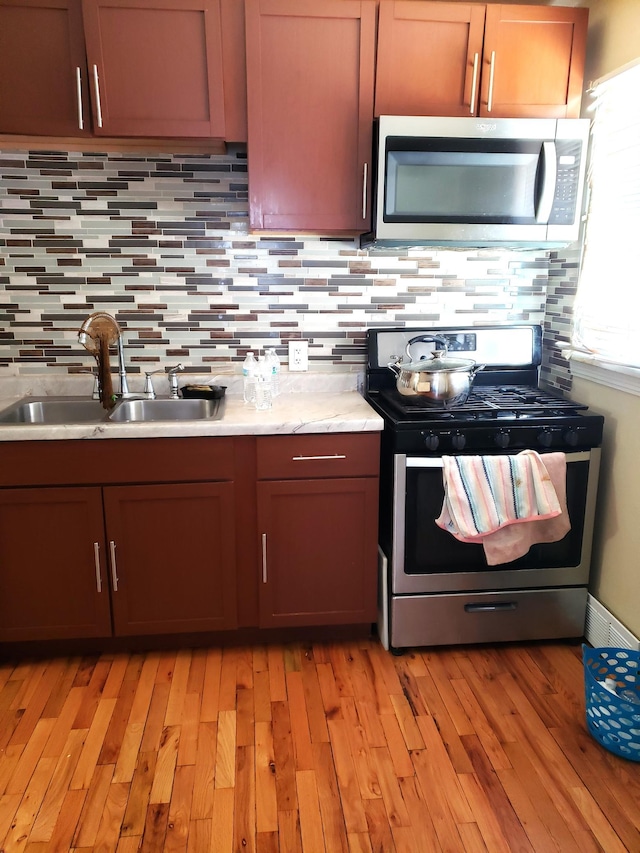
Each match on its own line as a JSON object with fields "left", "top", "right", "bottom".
{"left": 464, "top": 602, "right": 517, "bottom": 613}
{"left": 405, "top": 451, "right": 592, "bottom": 469}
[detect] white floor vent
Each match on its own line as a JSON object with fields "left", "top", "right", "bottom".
{"left": 584, "top": 594, "right": 640, "bottom": 650}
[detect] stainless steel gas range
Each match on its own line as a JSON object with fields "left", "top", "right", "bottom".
{"left": 365, "top": 325, "right": 604, "bottom": 652}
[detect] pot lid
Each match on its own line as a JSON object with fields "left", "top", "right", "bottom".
{"left": 399, "top": 354, "right": 478, "bottom": 373}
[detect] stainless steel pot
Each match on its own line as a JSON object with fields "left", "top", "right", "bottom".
{"left": 388, "top": 335, "right": 484, "bottom": 405}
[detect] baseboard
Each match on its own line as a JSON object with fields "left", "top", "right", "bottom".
{"left": 584, "top": 594, "right": 640, "bottom": 650}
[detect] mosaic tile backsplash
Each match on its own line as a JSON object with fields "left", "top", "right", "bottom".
{"left": 0, "top": 147, "right": 575, "bottom": 388}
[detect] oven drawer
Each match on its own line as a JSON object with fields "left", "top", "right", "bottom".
{"left": 390, "top": 587, "right": 588, "bottom": 648}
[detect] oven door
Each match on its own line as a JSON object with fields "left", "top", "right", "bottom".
{"left": 391, "top": 449, "right": 600, "bottom": 594}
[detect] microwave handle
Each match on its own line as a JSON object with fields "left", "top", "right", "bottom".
{"left": 536, "top": 142, "right": 557, "bottom": 223}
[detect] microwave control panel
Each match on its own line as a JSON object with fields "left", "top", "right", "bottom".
{"left": 550, "top": 140, "right": 584, "bottom": 225}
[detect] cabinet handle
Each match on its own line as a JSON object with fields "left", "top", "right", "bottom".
{"left": 92, "top": 64, "right": 103, "bottom": 128}
{"left": 292, "top": 454, "right": 347, "bottom": 461}
{"left": 109, "top": 540, "right": 119, "bottom": 591}
{"left": 261, "top": 533, "right": 268, "bottom": 583}
{"left": 75, "top": 67, "right": 84, "bottom": 130}
{"left": 93, "top": 541, "right": 102, "bottom": 592}
{"left": 487, "top": 51, "right": 496, "bottom": 112}
{"left": 362, "top": 162, "right": 368, "bottom": 220}
{"left": 469, "top": 52, "right": 479, "bottom": 115}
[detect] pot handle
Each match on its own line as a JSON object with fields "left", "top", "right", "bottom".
{"left": 406, "top": 334, "right": 447, "bottom": 361}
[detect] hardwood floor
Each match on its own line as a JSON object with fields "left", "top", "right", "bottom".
{"left": 0, "top": 639, "right": 639, "bottom": 852}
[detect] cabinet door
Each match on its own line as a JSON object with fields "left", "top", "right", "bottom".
{"left": 480, "top": 5, "right": 588, "bottom": 119}
{"left": 0, "top": 0, "right": 91, "bottom": 135}
{"left": 81, "top": 0, "right": 226, "bottom": 137}
{"left": 257, "top": 478, "right": 378, "bottom": 628}
{"left": 245, "top": 0, "right": 376, "bottom": 232}
{"left": 104, "top": 483, "right": 237, "bottom": 635}
{"left": 375, "top": 0, "right": 486, "bottom": 118}
{"left": 0, "top": 487, "right": 111, "bottom": 641}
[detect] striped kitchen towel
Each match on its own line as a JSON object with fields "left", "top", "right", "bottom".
{"left": 435, "top": 450, "right": 569, "bottom": 563}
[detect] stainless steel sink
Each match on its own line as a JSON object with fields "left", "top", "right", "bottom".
{"left": 0, "top": 396, "right": 107, "bottom": 424}
{"left": 108, "top": 397, "right": 223, "bottom": 423}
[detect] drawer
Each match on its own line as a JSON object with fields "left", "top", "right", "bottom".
{"left": 0, "top": 437, "right": 236, "bottom": 487}
{"left": 257, "top": 433, "right": 380, "bottom": 479}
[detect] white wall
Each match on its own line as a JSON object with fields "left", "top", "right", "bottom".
{"left": 575, "top": 0, "right": 640, "bottom": 638}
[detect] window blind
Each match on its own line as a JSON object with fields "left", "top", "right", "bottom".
{"left": 571, "top": 60, "right": 640, "bottom": 369}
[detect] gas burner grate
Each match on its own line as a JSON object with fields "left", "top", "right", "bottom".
{"left": 377, "top": 386, "right": 587, "bottom": 419}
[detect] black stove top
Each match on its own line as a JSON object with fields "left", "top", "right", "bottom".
{"left": 365, "top": 325, "right": 604, "bottom": 453}
{"left": 374, "top": 385, "right": 588, "bottom": 422}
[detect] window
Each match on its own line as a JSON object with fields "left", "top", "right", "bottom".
{"left": 571, "top": 60, "right": 640, "bottom": 371}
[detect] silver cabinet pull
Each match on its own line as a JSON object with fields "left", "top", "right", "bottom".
{"left": 292, "top": 454, "right": 347, "bottom": 461}
{"left": 469, "top": 52, "right": 479, "bottom": 115}
{"left": 92, "top": 64, "right": 103, "bottom": 128}
{"left": 75, "top": 67, "right": 84, "bottom": 130}
{"left": 109, "top": 540, "right": 119, "bottom": 591}
{"left": 93, "top": 541, "right": 102, "bottom": 592}
{"left": 261, "top": 533, "right": 268, "bottom": 583}
{"left": 487, "top": 51, "right": 496, "bottom": 112}
{"left": 362, "top": 162, "right": 368, "bottom": 220}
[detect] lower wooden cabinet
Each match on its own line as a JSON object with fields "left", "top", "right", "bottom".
{"left": 104, "top": 482, "right": 236, "bottom": 635}
{"left": 0, "top": 432, "right": 380, "bottom": 644}
{"left": 0, "top": 487, "right": 111, "bottom": 642}
{"left": 257, "top": 478, "right": 379, "bottom": 628}
{"left": 0, "top": 482, "right": 237, "bottom": 642}
{"left": 256, "top": 432, "right": 380, "bottom": 628}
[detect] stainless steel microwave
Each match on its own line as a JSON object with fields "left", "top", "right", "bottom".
{"left": 361, "top": 115, "right": 590, "bottom": 249}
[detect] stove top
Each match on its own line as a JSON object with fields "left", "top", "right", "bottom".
{"left": 374, "top": 385, "right": 588, "bottom": 422}
{"left": 366, "top": 325, "right": 604, "bottom": 453}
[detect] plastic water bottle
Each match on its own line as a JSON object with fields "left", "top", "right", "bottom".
{"left": 242, "top": 351, "right": 257, "bottom": 404}
{"left": 254, "top": 355, "right": 273, "bottom": 411}
{"left": 266, "top": 348, "right": 281, "bottom": 397}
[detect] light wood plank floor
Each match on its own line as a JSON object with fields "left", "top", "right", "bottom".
{"left": 0, "top": 639, "right": 639, "bottom": 852}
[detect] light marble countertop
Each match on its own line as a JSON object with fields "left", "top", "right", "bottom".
{"left": 0, "top": 372, "right": 384, "bottom": 441}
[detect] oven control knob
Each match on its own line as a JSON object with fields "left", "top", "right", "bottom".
{"left": 494, "top": 430, "right": 510, "bottom": 448}
{"left": 451, "top": 431, "right": 466, "bottom": 450}
{"left": 537, "top": 429, "right": 553, "bottom": 448}
{"left": 564, "top": 428, "right": 579, "bottom": 447}
{"left": 423, "top": 432, "right": 440, "bottom": 451}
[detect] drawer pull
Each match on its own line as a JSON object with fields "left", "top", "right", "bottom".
{"left": 469, "top": 52, "right": 479, "bottom": 115}
{"left": 464, "top": 601, "right": 517, "bottom": 613}
{"left": 93, "top": 541, "right": 102, "bottom": 593}
{"left": 292, "top": 454, "right": 347, "bottom": 461}
{"left": 109, "top": 540, "right": 119, "bottom": 592}
{"left": 362, "top": 162, "right": 368, "bottom": 220}
{"left": 261, "top": 533, "right": 268, "bottom": 583}
{"left": 75, "top": 66, "right": 84, "bottom": 130}
{"left": 487, "top": 50, "right": 496, "bottom": 112}
{"left": 92, "top": 64, "right": 103, "bottom": 128}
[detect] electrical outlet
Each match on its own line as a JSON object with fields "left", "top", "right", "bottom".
{"left": 288, "top": 340, "right": 308, "bottom": 371}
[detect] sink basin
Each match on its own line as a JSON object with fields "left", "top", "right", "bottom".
{"left": 108, "top": 397, "right": 223, "bottom": 423}
{"left": 0, "top": 396, "right": 106, "bottom": 424}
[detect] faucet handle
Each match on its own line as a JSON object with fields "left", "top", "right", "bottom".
{"left": 167, "top": 363, "right": 185, "bottom": 398}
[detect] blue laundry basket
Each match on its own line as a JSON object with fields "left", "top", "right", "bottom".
{"left": 582, "top": 645, "right": 640, "bottom": 761}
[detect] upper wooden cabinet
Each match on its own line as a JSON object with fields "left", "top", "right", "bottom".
{"left": 81, "top": 0, "right": 226, "bottom": 137}
{"left": 0, "top": 0, "right": 91, "bottom": 136}
{"left": 481, "top": 5, "right": 588, "bottom": 119}
{"left": 245, "top": 0, "right": 376, "bottom": 232}
{"left": 375, "top": 0, "right": 486, "bottom": 118}
{"left": 375, "top": 1, "right": 588, "bottom": 120}
{"left": 0, "top": 0, "right": 246, "bottom": 139}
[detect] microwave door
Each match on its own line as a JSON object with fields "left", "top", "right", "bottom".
{"left": 535, "top": 142, "right": 557, "bottom": 224}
